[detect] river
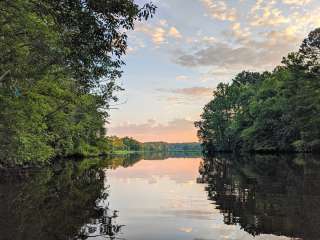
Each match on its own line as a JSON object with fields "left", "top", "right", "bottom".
{"left": 0, "top": 153, "right": 319, "bottom": 240}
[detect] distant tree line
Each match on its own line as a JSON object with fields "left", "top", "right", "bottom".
{"left": 104, "top": 137, "right": 202, "bottom": 153}
{"left": 196, "top": 28, "right": 320, "bottom": 153}
{"left": 0, "top": 0, "right": 155, "bottom": 166}
{"left": 143, "top": 142, "right": 202, "bottom": 152}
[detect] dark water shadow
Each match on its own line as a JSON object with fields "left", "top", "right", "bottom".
{"left": 0, "top": 160, "right": 123, "bottom": 240}
{"left": 198, "top": 153, "right": 320, "bottom": 240}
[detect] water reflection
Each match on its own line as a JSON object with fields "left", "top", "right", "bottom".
{"left": 101, "top": 151, "right": 202, "bottom": 169}
{"left": 198, "top": 154, "right": 320, "bottom": 240}
{"left": 0, "top": 152, "right": 201, "bottom": 240}
{"left": 0, "top": 159, "right": 121, "bottom": 240}
{"left": 1, "top": 153, "right": 320, "bottom": 240}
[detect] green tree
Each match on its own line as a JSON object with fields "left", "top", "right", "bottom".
{"left": 0, "top": 0, "right": 156, "bottom": 165}
{"left": 196, "top": 28, "right": 320, "bottom": 153}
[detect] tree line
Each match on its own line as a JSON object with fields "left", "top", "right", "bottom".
{"left": 0, "top": 0, "right": 155, "bottom": 166}
{"left": 104, "top": 136, "right": 201, "bottom": 153}
{"left": 196, "top": 28, "right": 320, "bottom": 153}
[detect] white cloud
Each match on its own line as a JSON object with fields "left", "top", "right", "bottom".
{"left": 201, "top": 0, "right": 237, "bottom": 21}
{"left": 152, "top": 27, "right": 166, "bottom": 44}
{"left": 168, "top": 27, "right": 182, "bottom": 39}
{"left": 177, "top": 227, "right": 193, "bottom": 233}
{"left": 174, "top": 26, "right": 301, "bottom": 71}
{"left": 202, "top": 36, "right": 217, "bottom": 44}
{"left": 126, "top": 35, "right": 146, "bottom": 54}
{"left": 171, "top": 0, "right": 320, "bottom": 73}
{"left": 282, "top": 0, "right": 312, "bottom": 5}
{"left": 288, "top": 9, "right": 320, "bottom": 34}
{"left": 229, "top": 22, "right": 251, "bottom": 42}
{"left": 250, "top": 0, "right": 289, "bottom": 27}
{"left": 176, "top": 75, "right": 190, "bottom": 81}
{"left": 159, "top": 19, "right": 168, "bottom": 26}
{"left": 135, "top": 21, "right": 183, "bottom": 46}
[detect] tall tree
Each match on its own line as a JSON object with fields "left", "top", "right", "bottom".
{"left": 0, "top": 0, "right": 156, "bottom": 165}
{"left": 196, "top": 28, "right": 320, "bottom": 153}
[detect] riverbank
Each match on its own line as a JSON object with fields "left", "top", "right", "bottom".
{"left": 0, "top": 150, "right": 203, "bottom": 169}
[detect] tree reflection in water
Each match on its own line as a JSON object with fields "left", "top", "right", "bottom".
{"left": 0, "top": 152, "right": 203, "bottom": 240}
{"left": 77, "top": 186, "right": 124, "bottom": 239}
{"left": 0, "top": 159, "right": 123, "bottom": 240}
{"left": 198, "top": 154, "right": 320, "bottom": 240}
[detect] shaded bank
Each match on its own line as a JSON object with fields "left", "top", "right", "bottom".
{"left": 198, "top": 153, "right": 320, "bottom": 240}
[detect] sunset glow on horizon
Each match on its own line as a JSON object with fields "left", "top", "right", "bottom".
{"left": 108, "top": 119, "right": 199, "bottom": 143}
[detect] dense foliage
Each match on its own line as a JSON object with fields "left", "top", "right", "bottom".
{"left": 0, "top": 0, "right": 155, "bottom": 166}
{"left": 104, "top": 136, "right": 143, "bottom": 153}
{"left": 196, "top": 28, "right": 320, "bottom": 153}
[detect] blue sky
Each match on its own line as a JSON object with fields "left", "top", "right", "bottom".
{"left": 108, "top": 0, "right": 320, "bottom": 142}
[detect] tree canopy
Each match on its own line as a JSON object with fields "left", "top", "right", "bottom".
{"left": 0, "top": 0, "right": 155, "bottom": 166}
{"left": 196, "top": 28, "right": 320, "bottom": 153}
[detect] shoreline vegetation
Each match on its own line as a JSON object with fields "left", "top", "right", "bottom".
{"left": 0, "top": 143, "right": 203, "bottom": 170}
{"left": 0, "top": 1, "right": 156, "bottom": 166}
{"left": 69, "top": 137, "right": 202, "bottom": 157}
{"left": 196, "top": 28, "right": 320, "bottom": 154}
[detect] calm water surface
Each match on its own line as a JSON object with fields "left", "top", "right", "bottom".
{"left": 0, "top": 153, "right": 319, "bottom": 240}
{"left": 105, "top": 157, "right": 290, "bottom": 240}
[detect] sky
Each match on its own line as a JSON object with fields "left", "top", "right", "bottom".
{"left": 107, "top": 0, "right": 320, "bottom": 143}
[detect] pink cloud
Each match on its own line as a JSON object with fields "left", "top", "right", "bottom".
{"left": 157, "top": 87, "right": 213, "bottom": 97}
